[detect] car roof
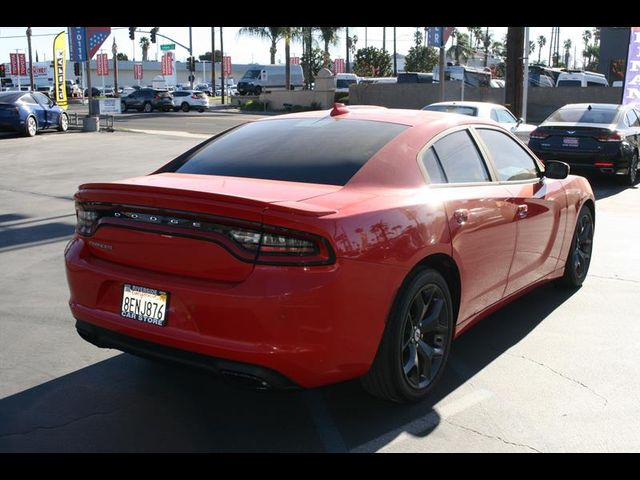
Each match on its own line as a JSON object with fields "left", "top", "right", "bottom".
{"left": 559, "top": 103, "right": 620, "bottom": 110}
{"left": 427, "top": 101, "right": 504, "bottom": 109}
{"left": 0, "top": 92, "right": 25, "bottom": 102}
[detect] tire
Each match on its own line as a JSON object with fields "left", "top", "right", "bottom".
{"left": 198, "top": 109, "right": 205, "bottom": 113}
{"left": 121, "top": 102, "right": 127, "bottom": 113}
{"left": 143, "top": 102, "right": 152, "bottom": 113}
{"left": 58, "top": 112, "right": 69, "bottom": 132}
{"left": 24, "top": 116, "right": 37, "bottom": 137}
{"left": 558, "top": 206, "right": 594, "bottom": 288}
{"left": 254, "top": 86, "right": 262, "bottom": 95}
{"left": 621, "top": 152, "right": 638, "bottom": 186}
{"left": 360, "top": 268, "right": 454, "bottom": 403}
{"left": 181, "top": 102, "right": 190, "bottom": 112}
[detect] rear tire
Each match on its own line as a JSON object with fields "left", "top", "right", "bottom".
{"left": 58, "top": 112, "right": 68, "bottom": 132}
{"left": 254, "top": 86, "right": 262, "bottom": 95}
{"left": 558, "top": 206, "right": 594, "bottom": 288}
{"left": 24, "top": 116, "right": 37, "bottom": 137}
{"left": 360, "top": 268, "right": 454, "bottom": 403}
{"left": 143, "top": 102, "right": 152, "bottom": 113}
{"left": 181, "top": 102, "right": 190, "bottom": 112}
{"left": 621, "top": 152, "right": 639, "bottom": 186}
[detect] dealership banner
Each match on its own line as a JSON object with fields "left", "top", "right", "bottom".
{"left": 223, "top": 56, "right": 232, "bottom": 76}
{"left": 18, "top": 53, "right": 27, "bottom": 76}
{"left": 290, "top": 57, "right": 300, "bottom": 65}
{"left": 53, "top": 31, "right": 68, "bottom": 109}
{"left": 623, "top": 27, "right": 640, "bottom": 105}
{"left": 97, "top": 53, "right": 108, "bottom": 76}
{"left": 9, "top": 53, "right": 18, "bottom": 76}
{"left": 68, "top": 27, "right": 86, "bottom": 62}
{"left": 333, "top": 58, "right": 345, "bottom": 74}
{"left": 134, "top": 63, "right": 143, "bottom": 80}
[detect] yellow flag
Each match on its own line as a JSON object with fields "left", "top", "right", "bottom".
{"left": 53, "top": 31, "right": 68, "bottom": 109}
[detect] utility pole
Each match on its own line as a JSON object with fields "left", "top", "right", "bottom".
{"left": 522, "top": 27, "right": 530, "bottom": 122}
{"left": 220, "top": 27, "right": 225, "bottom": 104}
{"left": 505, "top": 27, "right": 525, "bottom": 118}
{"left": 365, "top": 27, "right": 368, "bottom": 48}
{"left": 211, "top": 27, "right": 216, "bottom": 93}
{"left": 393, "top": 27, "right": 397, "bottom": 76}
{"left": 189, "top": 27, "right": 194, "bottom": 90}
{"left": 26, "top": 27, "right": 34, "bottom": 90}
{"left": 439, "top": 46, "right": 445, "bottom": 101}
{"left": 112, "top": 38, "right": 119, "bottom": 97}
{"left": 85, "top": 29, "right": 94, "bottom": 115}
{"left": 346, "top": 27, "right": 350, "bottom": 73}
{"left": 383, "top": 27, "right": 386, "bottom": 53}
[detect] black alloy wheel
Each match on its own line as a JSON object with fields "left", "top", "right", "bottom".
{"left": 361, "top": 268, "right": 453, "bottom": 403}
{"left": 181, "top": 102, "right": 190, "bottom": 112}
{"left": 559, "top": 206, "right": 594, "bottom": 288}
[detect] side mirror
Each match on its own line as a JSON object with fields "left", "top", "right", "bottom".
{"left": 543, "top": 160, "right": 570, "bottom": 180}
{"left": 516, "top": 117, "right": 524, "bottom": 126}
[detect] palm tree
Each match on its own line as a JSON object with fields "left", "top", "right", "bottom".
{"left": 447, "top": 31, "right": 473, "bottom": 65}
{"left": 281, "top": 27, "right": 300, "bottom": 90}
{"left": 467, "top": 27, "right": 483, "bottom": 50}
{"left": 238, "top": 27, "right": 285, "bottom": 64}
{"left": 318, "top": 27, "right": 342, "bottom": 59}
{"left": 536, "top": 35, "right": 546, "bottom": 63}
{"left": 139, "top": 36, "right": 149, "bottom": 62}
{"left": 563, "top": 39, "right": 572, "bottom": 67}
{"left": 582, "top": 30, "right": 592, "bottom": 67}
{"left": 482, "top": 28, "right": 494, "bottom": 66}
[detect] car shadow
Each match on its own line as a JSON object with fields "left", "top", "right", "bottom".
{"left": 0, "top": 219, "right": 75, "bottom": 251}
{"left": 0, "top": 283, "right": 577, "bottom": 452}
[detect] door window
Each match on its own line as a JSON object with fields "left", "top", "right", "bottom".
{"left": 477, "top": 128, "right": 538, "bottom": 181}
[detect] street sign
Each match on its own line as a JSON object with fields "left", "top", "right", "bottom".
{"left": 160, "top": 44, "right": 175, "bottom": 51}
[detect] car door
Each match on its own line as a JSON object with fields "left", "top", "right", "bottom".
{"left": 623, "top": 108, "right": 640, "bottom": 152}
{"left": 33, "top": 92, "right": 59, "bottom": 127}
{"left": 128, "top": 90, "right": 141, "bottom": 108}
{"left": 21, "top": 93, "right": 46, "bottom": 128}
{"left": 474, "top": 127, "right": 567, "bottom": 296}
{"left": 423, "top": 128, "right": 518, "bottom": 323}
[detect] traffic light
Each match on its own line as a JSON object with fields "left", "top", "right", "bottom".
{"left": 0, "top": 64, "right": 5, "bottom": 78}
{"left": 74, "top": 62, "right": 80, "bottom": 76}
{"left": 187, "top": 56, "right": 195, "bottom": 72}
{"left": 129, "top": 27, "right": 136, "bottom": 40}
{"left": 150, "top": 27, "right": 158, "bottom": 44}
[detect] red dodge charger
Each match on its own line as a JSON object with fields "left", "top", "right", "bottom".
{"left": 65, "top": 105, "right": 595, "bottom": 402}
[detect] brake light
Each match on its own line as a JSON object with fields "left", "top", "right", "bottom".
{"left": 594, "top": 162, "right": 615, "bottom": 167}
{"left": 154, "top": 94, "right": 160, "bottom": 100}
{"left": 76, "top": 205, "right": 99, "bottom": 236}
{"left": 596, "top": 132, "right": 624, "bottom": 142}
{"left": 529, "top": 129, "right": 549, "bottom": 140}
{"left": 191, "top": 94, "right": 199, "bottom": 99}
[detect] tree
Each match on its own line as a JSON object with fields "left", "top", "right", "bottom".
{"left": 584, "top": 44, "right": 599, "bottom": 71}
{"left": 482, "top": 28, "right": 494, "bottom": 66}
{"left": 582, "top": 30, "right": 592, "bottom": 67}
{"left": 563, "top": 39, "right": 572, "bottom": 67}
{"left": 404, "top": 45, "right": 438, "bottom": 73}
{"left": 353, "top": 46, "right": 392, "bottom": 77}
{"left": 116, "top": 53, "right": 128, "bottom": 61}
{"left": 529, "top": 41, "right": 536, "bottom": 56}
{"left": 139, "top": 36, "right": 149, "bottom": 62}
{"left": 447, "top": 32, "right": 474, "bottom": 65}
{"left": 467, "top": 27, "right": 483, "bottom": 50}
{"left": 238, "top": 27, "right": 285, "bottom": 64}
{"left": 317, "top": 27, "right": 342, "bottom": 67}
{"left": 199, "top": 51, "right": 222, "bottom": 62}
{"left": 536, "top": 35, "right": 546, "bottom": 64}
{"left": 301, "top": 47, "right": 325, "bottom": 80}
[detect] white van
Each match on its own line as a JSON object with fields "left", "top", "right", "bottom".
{"left": 335, "top": 73, "right": 359, "bottom": 93}
{"left": 237, "top": 64, "right": 305, "bottom": 95}
{"left": 556, "top": 71, "right": 609, "bottom": 87}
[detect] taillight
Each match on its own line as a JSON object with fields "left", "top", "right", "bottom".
{"left": 191, "top": 94, "right": 199, "bottom": 99}
{"left": 154, "top": 94, "right": 160, "bottom": 99}
{"left": 529, "top": 129, "right": 549, "bottom": 140}
{"left": 76, "top": 205, "right": 99, "bottom": 236}
{"left": 596, "top": 131, "right": 624, "bottom": 142}
{"left": 255, "top": 227, "right": 333, "bottom": 265}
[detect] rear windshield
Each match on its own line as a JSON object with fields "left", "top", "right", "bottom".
{"left": 170, "top": 118, "right": 408, "bottom": 185}
{"left": 557, "top": 80, "right": 582, "bottom": 87}
{"left": 423, "top": 105, "right": 478, "bottom": 117}
{"left": 547, "top": 107, "right": 618, "bottom": 124}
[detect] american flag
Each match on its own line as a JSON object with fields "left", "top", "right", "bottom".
{"left": 87, "top": 27, "right": 111, "bottom": 59}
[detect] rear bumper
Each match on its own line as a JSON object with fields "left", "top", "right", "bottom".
{"left": 531, "top": 148, "right": 632, "bottom": 175}
{"left": 65, "top": 236, "right": 406, "bottom": 388}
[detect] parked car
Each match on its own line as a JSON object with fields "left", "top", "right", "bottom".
{"left": 422, "top": 101, "right": 537, "bottom": 143}
{"left": 0, "top": 90, "right": 68, "bottom": 137}
{"left": 65, "top": 105, "right": 595, "bottom": 403}
{"left": 556, "top": 70, "right": 609, "bottom": 87}
{"left": 36, "top": 85, "right": 54, "bottom": 98}
{"left": 101, "top": 87, "right": 116, "bottom": 98}
{"left": 172, "top": 90, "right": 209, "bottom": 112}
{"left": 335, "top": 73, "right": 360, "bottom": 93}
{"left": 84, "top": 87, "right": 101, "bottom": 97}
{"left": 528, "top": 103, "right": 640, "bottom": 185}
{"left": 120, "top": 88, "right": 174, "bottom": 113}
{"left": 194, "top": 83, "right": 212, "bottom": 96}
{"left": 397, "top": 72, "right": 434, "bottom": 84}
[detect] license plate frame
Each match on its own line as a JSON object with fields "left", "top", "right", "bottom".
{"left": 121, "top": 283, "right": 169, "bottom": 326}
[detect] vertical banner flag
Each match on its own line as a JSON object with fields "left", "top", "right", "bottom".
{"left": 161, "top": 54, "right": 168, "bottom": 75}
{"left": 166, "top": 52, "right": 174, "bottom": 75}
{"left": 134, "top": 63, "right": 143, "bottom": 80}
{"left": 87, "top": 27, "right": 111, "bottom": 59}
{"left": 53, "top": 31, "right": 68, "bottom": 109}
{"left": 334, "top": 58, "right": 345, "bottom": 74}
{"left": 290, "top": 57, "right": 300, "bottom": 65}
{"left": 623, "top": 27, "right": 640, "bottom": 105}
{"left": 18, "top": 54, "right": 27, "bottom": 76}
{"left": 428, "top": 27, "right": 444, "bottom": 48}
{"left": 9, "top": 53, "right": 18, "bottom": 75}
{"left": 97, "top": 53, "right": 108, "bottom": 76}
{"left": 68, "top": 27, "right": 86, "bottom": 62}
{"left": 223, "top": 56, "right": 232, "bottom": 76}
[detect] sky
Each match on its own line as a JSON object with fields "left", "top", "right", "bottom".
{"left": 0, "top": 26, "right": 595, "bottom": 68}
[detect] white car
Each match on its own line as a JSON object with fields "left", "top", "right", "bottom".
{"left": 172, "top": 90, "right": 209, "bottom": 112}
{"left": 422, "top": 100, "right": 537, "bottom": 143}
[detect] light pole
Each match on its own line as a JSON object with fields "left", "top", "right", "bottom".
{"left": 112, "top": 38, "right": 119, "bottom": 97}
{"left": 189, "top": 27, "right": 194, "bottom": 90}
{"left": 26, "top": 27, "right": 34, "bottom": 90}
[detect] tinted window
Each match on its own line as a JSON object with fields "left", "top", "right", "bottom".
{"left": 423, "top": 105, "right": 478, "bottom": 117}
{"left": 174, "top": 91, "right": 187, "bottom": 97}
{"left": 546, "top": 107, "right": 618, "bottom": 124}
{"left": 242, "top": 69, "right": 261, "bottom": 79}
{"left": 625, "top": 110, "right": 640, "bottom": 127}
{"left": 170, "top": 118, "right": 408, "bottom": 186}
{"left": 495, "top": 108, "right": 516, "bottom": 123}
{"left": 33, "top": 92, "right": 53, "bottom": 106}
{"left": 432, "top": 130, "right": 490, "bottom": 183}
{"left": 336, "top": 79, "right": 357, "bottom": 88}
{"left": 587, "top": 81, "right": 606, "bottom": 87}
{"left": 20, "top": 94, "right": 38, "bottom": 105}
{"left": 421, "top": 147, "right": 447, "bottom": 184}
{"left": 557, "top": 80, "right": 582, "bottom": 87}
{"left": 477, "top": 129, "right": 538, "bottom": 181}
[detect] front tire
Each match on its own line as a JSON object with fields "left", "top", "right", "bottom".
{"left": 181, "top": 102, "right": 190, "bottom": 112}
{"left": 558, "top": 206, "right": 594, "bottom": 288}
{"left": 361, "top": 268, "right": 454, "bottom": 403}
{"left": 622, "top": 152, "right": 639, "bottom": 186}
{"left": 143, "top": 102, "right": 152, "bottom": 113}
{"left": 58, "top": 112, "right": 69, "bottom": 132}
{"left": 24, "top": 116, "right": 37, "bottom": 137}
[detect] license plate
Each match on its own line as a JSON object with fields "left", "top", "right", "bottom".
{"left": 563, "top": 137, "right": 579, "bottom": 147}
{"left": 121, "top": 284, "right": 169, "bottom": 326}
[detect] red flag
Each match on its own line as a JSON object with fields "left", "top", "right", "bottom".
{"left": 223, "top": 56, "right": 232, "bottom": 76}
{"left": 9, "top": 53, "right": 18, "bottom": 76}
{"left": 290, "top": 57, "right": 300, "bottom": 65}
{"left": 86, "top": 27, "right": 111, "bottom": 59}
{"left": 134, "top": 63, "right": 143, "bottom": 80}
{"left": 18, "top": 53, "right": 27, "bottom": 76}
{"left": 333, "top": 58, "right": 345, "bottom": 74}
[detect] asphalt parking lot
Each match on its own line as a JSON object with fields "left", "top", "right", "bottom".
{"left": 0, "top": 124, "right": 639, "bottom": 452}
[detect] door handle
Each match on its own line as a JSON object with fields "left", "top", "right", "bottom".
{"left": 454, "top": 209, "right": 469, "bottom": 224}
{"left": 517, "top": 204, "right": 528, "bottom": 219}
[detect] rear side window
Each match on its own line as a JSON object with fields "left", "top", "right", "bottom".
{"left": 624, "top": 110, "right": 640, "bottom": 127}
{"left": 170, "top": 118, "right": 408, "bottom": 186}
{"left": 421, "top": 147, "right": 447, "bottom": 184}
{"left": 477, "top": 129, "right": 538, "bottom": 181}
{"left": 495, "top": 108, "right": 517, "bottom": 123}
{"left": 432, "top": 130, "right": 490, "bottom": 183}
